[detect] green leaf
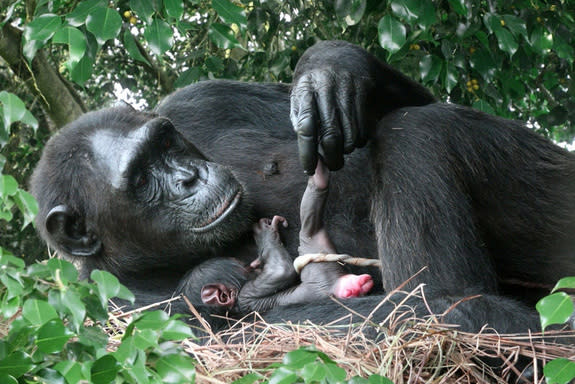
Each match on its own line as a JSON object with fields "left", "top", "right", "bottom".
{"left": 442, "top": 62, "right": 458, "bottom": 93}
{"left": 52, "top": 27, "right": 87, "bottom": 64}
{"left": 133, "top": 329, "right": 160, "bottom": 350}
{"left": 530, "top": 25, "right": 553, "bottom": 54}
{"left": 300, "top": 362, "right": 326, "bottom": 382}
{"left": 164, "top": 0, "right": 184, "bottom": 21}
{"left": 544, "top": 358, "right": 575, "bottom": 384}
{"left": 91, "top": 355, "right": 120, "bottom": 384}
{"left": 24, "top": 14, "right": 61, "bottom": 42}
{"left": 377, "top": 15, "right": 406, "bottom": 54}
{"left": 161, "top": 319, "right": 195, "bottom": 341}
{"left": 536, "top": 292, "right": 574, "bottom": 331}
{"left": 368, "top": 374, "right": 394, "bottom": 384}
{"left": 335, "top": 0, "right": 367, "bottom": 26}
{"left": 268, "top": 366, "right": 297, "bottom": 384}
{"left": 469, "top": 48, "right": 497, "bottom": 81}
{"left": 502, "top": 15, "right": 528, "bottom": 39}
{"left": 209, "top": 23, "right": 241, "bottom": 49}
{"left": 0, "top": 175, "right": 18, "bottom": 197}
{"left": 420, "top": 55, "right": 443, "bottom": 84}
{"left": 0, "top": 92, "right": 28, "bottom": 129}
{"left": 14, "top": 190, "right": 38, "bottom": 229}
{"left": 70, "top": 54, "right": 94, "bottom": 85}
{"left": 36, "top": 319, "right": 74, "bottom": 353}
{"left": 90, "top": 270, "right": 121, "bottom": 306}
{"left": 134, "top": 310, "right": 169, "bottom": 329}
{"left": 122, "top": 30, "right": 150, "bottom": 64}
{"left": 552, "top": 277, "right": 575, "bottom": 292}
{"left": 62, "top": 290, "right": 87, "bottom": 331}
{"left": 0, "top": 352, "right": 33, "bottom": 378}
{"left": 22, "top": 299, "right": 58, "bottom": 326}
{"left": 390, "top": 0, "right": 418, "bottom": 24}
{"left": 205, "top": 56, "right": 224, "bottom": 73}
{"left": 130, "top": 0, "right": 156, "bottom": 23}
{"left": 67, "top": 0, "right": 106, "bottom": 26}
{"left": 174, "top": 67, "right": 202, "bottom": 88}
{"left": 494, "top": 27, "right": 518, "bottom": 56}
{"left": 472, "top": 99, "right": 495, "bottom": 115}
{"left": 212, "top": 0, "right": 247, "bottom": 29}
{"left": 47, "top": 258, "right": 78, "bottom": 283}
{"left": 554, "top": 34, "right": 574, "bottom": 61}
{"left": 282, "top": 349, "right": 317, "bottom": 368}
{"left": 231, "top": 373, "right": 261, "bottom": 384}
{"left": 0, "top": 374, "right": 17, "bottom": 384}
{"left": 144, "top": 18, "right": 174, "bottom": 56}
{"left": 155, "top": 354, "right": 196, "bottom": 383}
{"left": 324, "top": 363, "right": 346, "bottom": 381}
{"left": 448, "top": 0, "right": 467, "bottom": 16}
{"left": 55, "top": 361, "right": 87, "bottom": 384}
{"left": 86, "top": 7, "right": 122, "bottom": 46}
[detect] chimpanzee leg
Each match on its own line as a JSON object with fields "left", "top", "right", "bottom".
{"left": 370, "top": 118, "right": 498, "bottom": 295}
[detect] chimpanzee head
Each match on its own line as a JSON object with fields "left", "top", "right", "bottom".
{"left": 30, "top": 106, "right": 251, "bottom": 275}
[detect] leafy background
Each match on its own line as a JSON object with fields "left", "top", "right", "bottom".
{"left": 0, "top": 0, "right": 574, "bottom": 382}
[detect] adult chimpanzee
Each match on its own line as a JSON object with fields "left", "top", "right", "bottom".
{"left": 30, "top": 40, "right": 575, "bottom": 338}
{"left": 177, "top": 163, "right": 373, "bottom": 325}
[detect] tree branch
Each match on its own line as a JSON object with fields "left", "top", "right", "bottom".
{"left": 0, "top": 23, "right": 86, "bottom": 129}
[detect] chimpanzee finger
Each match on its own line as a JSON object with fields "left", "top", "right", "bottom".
{"left": 290, "top": 75, "right": 318, "bottom": 175}
{"left": 313, "top": 72, "right": 344, "bottom": 171}
{"left": 336, "top": 74, "right": 357, "bottom": 154}
{"left": 353, "top": 79, "right": 368, "bottom": 148}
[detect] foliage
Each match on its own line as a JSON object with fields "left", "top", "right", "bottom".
{"left": 0, "top": 252, "right": 200, "bottom": 384}
{"left": 536, "top": 277, "right": 575, "bottom": 384}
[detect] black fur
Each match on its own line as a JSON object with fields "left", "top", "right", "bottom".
{"left": 30, "top": 41, "right": 575, "bottom": 341}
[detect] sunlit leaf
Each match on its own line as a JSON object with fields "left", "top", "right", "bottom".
{"left": 22, "top": 299, "right": 58, "bottom": 326}
{"left": 544, "top": 358, "right": 575, "bottom": 384}
{"left": 86, "top": 7, "right": 122, "bottom": 46}
{"left": 53, "top": 26, "right": 86, "bottom": 64}
{"left": 536, "top": 292, "right": 574, "bottom": 331}
{"left": 0, "top": 352, "right": 34, "bottom": 378}
{"left": 91, "top": 355, "right": 120, "bottom": 384}
{"left": 144, "top": 18, "right": 174, "bottom": 56}
{"left": 209, "top": 23, "right": 241, "bottom": 49}
{"left": 335, "top": 0, "right": 367, "bottom": 26}
{"left": 213, "top": 0, "right": 247, "bottom": 29}
{"left": 377, "top": 15, "right": 406, "bottom": 53}
{"left": 155, "top": 354, "right": 196, "bottom": 383}
{"left": 36, "top": 319, "right": 74, "bottom": 353}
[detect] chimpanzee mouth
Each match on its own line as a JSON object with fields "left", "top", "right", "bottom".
{"left": 192, "top": 189, "right": 242, "bottom": 233}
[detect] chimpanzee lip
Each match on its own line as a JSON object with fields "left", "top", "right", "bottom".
{"left": 191, "top": 189, "right": 242, "bottom": 232}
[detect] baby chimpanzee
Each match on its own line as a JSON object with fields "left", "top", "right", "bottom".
{"left": 177, "top": 162, "right": 373, "bottom": 322}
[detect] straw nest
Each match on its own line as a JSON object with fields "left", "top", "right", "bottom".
{"left": 107, "top": 286, "right": 575, "bottom": 384}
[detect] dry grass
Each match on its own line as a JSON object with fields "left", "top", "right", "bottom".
{"left": 106, "top": 288, "right": 575, "bottom": 384}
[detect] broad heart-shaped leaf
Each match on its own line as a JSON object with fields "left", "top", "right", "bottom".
{"left": 536, "top": 292, "right": 574, "bottom": 331}
{"left": 14, "top": 190, "right": 38, "bottom": 229}
{"left": 494, "top": 26, "right": 518, "bottom": 56}
{"left": 448, "top": 0, "right": 467, "bottom": 16}
{"left": 212, "top": 0, "right": 247, "bottom": 29}
{"left": 22, "top": 299, "right": 58, "bottom": 327}
{"left": 164, "top": 0, "right": 184, "bottom": 21}
{"left": 90, "top": 269, "right": 121, "bottom": 306}
{"left": 67, "top": 0, "right": 105, "bottom": 26}
{"left": 0, "top": 92, "right": 27, "bottom": 130}
{"left": 335, "top": 0, "right": 367, "bottom": 26}
{"left": 155, "top": 354, "right": 196, "bottom": 383}
{"left": 52, "top": 27, "right": 86, "bottom": 64}
{"left": 55, "top": 360, "right": 87, "bottom": 384}
{"left": 209, "top": 23, "right": 241, "bottom": 49}
{"left": 420, "top": 55, "right": 443, "bottom": 84}
{"left": 36, "top": 319, "right": 74, "bottom": 353}
{"left": 122, "top": 30, "right": 150, "bottom": 64}
{"left": 130, "top": 0, "right": 156, "bottom": 23}
{"left": 0, "top": 352, "right": 34, "bottom": 378}
{"left": 552, "top": 276, "right": 575, "bottom": 292}
{"left": 377, "top": 15, "right": 406, "bottom": 54}
{"left": 144, "top": 18, "right": 174, "bottom": 56}
{"left": 544, "top": 358, "right": 575, "bottom": 384}
{"left": 0, "top": 175, "right": 18, "bottom": 197}
{"left": 23, "top": 14, "right": 61, "bottom": 43}
{"left": 530, "top": 25, "right": 553, "bottom": 54}
{"left": 91, "top": 355, "right": 120, "bottom": 384}
{"left": 0, "top": 374, "right": 17, "bottom": 384}
{"left": 70, "top": 54, "right": 94, "bottom": 85}
{"left": 86, "top": 7, "right": 122, "bottom": 46}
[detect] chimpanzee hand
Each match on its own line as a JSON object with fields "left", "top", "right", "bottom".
{"left": 290, "top": 42, "right": 374, "bottom": 174}
{"left": 291, "top": 40, "right": 436, "bottom": 174}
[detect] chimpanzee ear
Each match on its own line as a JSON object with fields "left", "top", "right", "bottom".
{"left": 201, "top": 284, "right": 235, "bottom": 308}
{"left": 45, "top": 205, "right": 102, "bottom": 257}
